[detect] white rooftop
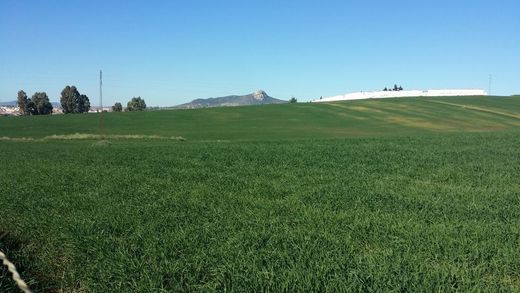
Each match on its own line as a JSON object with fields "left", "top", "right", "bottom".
{"left": 312, "top": 89, "right": 487, "bottom": 103}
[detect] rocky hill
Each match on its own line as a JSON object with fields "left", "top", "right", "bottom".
{"left": 176, "top": 90, "right": 286, "bottom": 109}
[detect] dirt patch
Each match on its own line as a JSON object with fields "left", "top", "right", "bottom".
{"left": 44, "top": 133, "right": 186, "bottom": 141}
{"left": 0, "top": 134, "right": 187, "bottom": 142}
{"left": 0, "top": 137, "right": 35, "bottom": 142}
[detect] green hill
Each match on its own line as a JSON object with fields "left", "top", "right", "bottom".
{"left": 1, "top": 96, "right": 519, "bottom": 141}
{"left": 1, "top": 95, "right": 520, "bottom": 291}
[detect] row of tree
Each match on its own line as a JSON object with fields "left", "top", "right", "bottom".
{"left": 383, "top": 85, "right": 404, "bottom": 92}
{"left": 17, "top": 91, "right": 53, "bottom": 115}
{"left": 17, "top": 85, "right": 91, "bottom": 115}
{"left": 17, "top": 87, "right": 147, "bottom": 115}
{"left": 112, "top": 97, "right": 147, "bottom": 112}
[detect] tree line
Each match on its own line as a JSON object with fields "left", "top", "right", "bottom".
{"left": 17, "top": 85, "right": 91, "bottom": 115}
{"left": 17, "top": 91, "right": 53, "bottom": 115}
{"left": 383, "top": 84, "right": 404, "bottom": 92}
{"left": 111, "top": 97, "right": 147, "bottom": 112}
{"left": 17, "top": 85, "right": 147, "bottom": 115}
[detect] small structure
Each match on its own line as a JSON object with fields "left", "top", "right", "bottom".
{"left": 0, "top": 106, "right": 20, "bottom": 116}
{"left": 312, "top": 89, "right": 487, "bottom": 103}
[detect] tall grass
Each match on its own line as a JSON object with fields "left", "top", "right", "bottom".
{"left": 1, "top": 132, "right": 520, "bottom": 291}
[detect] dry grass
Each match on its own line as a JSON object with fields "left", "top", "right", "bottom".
{"left": 0, "top": 133, "right": 186, "bottom": 142}
{"left": 43, "top": 133, "right": 186, "bottom": 141}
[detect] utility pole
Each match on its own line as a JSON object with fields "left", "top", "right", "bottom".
{"left": 488, "top": 74, "right": 492, "bottom": 96}
{"left": 100, "top": 70, "right": 103, "bottom": 110}
{"left": 99, "top": 70, "right": 104, "bottom": 138}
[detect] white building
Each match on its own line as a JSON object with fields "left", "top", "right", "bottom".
{"left": 312, "top": 89, "right": 487, "bottom": 103}
{"left": 0, "top": 106, "right": 20, "bottom": 115}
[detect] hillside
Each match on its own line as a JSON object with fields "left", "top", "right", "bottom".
{"left": 1, "top": 95, "right": 519, "bottom": 141}
{"left": 175, "top": 90, "right": 286, "bottom": 108}
{"left": 2, "top": 95, "right": 520, "bottom": 291}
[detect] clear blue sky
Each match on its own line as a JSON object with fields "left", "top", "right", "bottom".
{"left": 1, "top": 0, "right": 519, "bottom": 106}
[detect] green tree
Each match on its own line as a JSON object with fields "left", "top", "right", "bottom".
{"left": 112, "top": 102, "right": 123, "bottom": 112}
{"left": 17, "top": 90, "right": 29, "bottom": 115}
{"left": 60, "top": 86, "right": 80, "bottom": 114}
{"left": 77, "top": 94, "right": 91, "bottom": 113}
{"left": 26, "top": 99, "right": 36, "bottom": 115}
{"left": 126, "top": 97, "right": 147, "bottom": 111}
{"left": 289, "top": 97, "right": 297, "bottom": 103}
{"left": 31, "top": 92, "right": 53, "bottom": 115}
{"left": 60, "top": 86, "right": 90, "bottom": 113}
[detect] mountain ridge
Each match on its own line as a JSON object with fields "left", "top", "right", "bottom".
{"left": 0, "top": 100, "right": 61, "bottom": 107}
{"left": 175, "top": 90, "right": 287, "bottom": 109}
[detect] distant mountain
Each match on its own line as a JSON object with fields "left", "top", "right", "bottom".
{"left": 175, "top": 90, "right": 287, "bottom": 109}
{"left": 0, "top": 101, "right": 61, "bottom": 107}
{"left": 0, "top": 101, "right": 17, "bottom": 107}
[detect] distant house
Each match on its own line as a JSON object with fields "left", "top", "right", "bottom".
{"left": 88, "top": 107, "right": 112, "bottom": 113}
{"left": 0, "top": 106, "right": 20, "bottom": 116}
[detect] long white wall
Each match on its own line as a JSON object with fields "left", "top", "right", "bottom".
{"left": 312, "top": 89, "right": 487, "bottom": 103}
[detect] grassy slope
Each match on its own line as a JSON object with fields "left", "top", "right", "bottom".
{"left": 1, "top": 96, "right": 520, "bottom": 291}
{"left": 0, "top": 96, "right": 519, "bottom": 141}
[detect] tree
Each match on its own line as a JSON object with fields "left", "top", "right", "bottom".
{"left": 112, "top": 102, "right": 123, "bottom": 112}
{"left": 17, "top": 90, "right": 29, "bottom": 115}
{"left": 31, "top": 92, "right": 53, "bottom": 115}
{"left": 383, "top": 87, "right": 388, "bottom": 91}
{"left": 26, "top": 99, "right": 36, "bottom": 115}
{"left": 126, "top": 97, "right": 146, "bottom": 111}
{"left": 289, "top": 97, "right": 297, "bottom": 103}
{"left": 398, "top": 85, "right": 403, "bottom": 91}
{"left": 77, "top": 94, "right": 91, "bottom": 113}
{"left": 60, "top": 86, "right": 80, "bottom": 114}
{"left": 59, "top": 86, "right": 90, "bottom": 113}
{"left": 393, "top": 84, "right": 399, "bottom": 91}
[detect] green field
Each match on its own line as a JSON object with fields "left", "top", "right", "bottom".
{"left": 1, "top": 96, "right": 520, "bottom": 141}
{"left": 1, "top": 96, "right": 520, "bottom": 291}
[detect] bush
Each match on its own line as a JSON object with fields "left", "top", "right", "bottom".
{"left": 112, "top": 102, "right": 123, "bottom": 112}
{"left": 126, "top": 97, "right": 147, "bottom": 111}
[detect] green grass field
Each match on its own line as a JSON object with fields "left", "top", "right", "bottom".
{"left": 1, "top": 96, "right": 520, "bottom": 291}
{"left": 1, "top": 96, "right": 520, "bottom": 141}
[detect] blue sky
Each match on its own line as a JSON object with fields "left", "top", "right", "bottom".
{"left": 1, "top": 0, "right": 519, "bottom": 106}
